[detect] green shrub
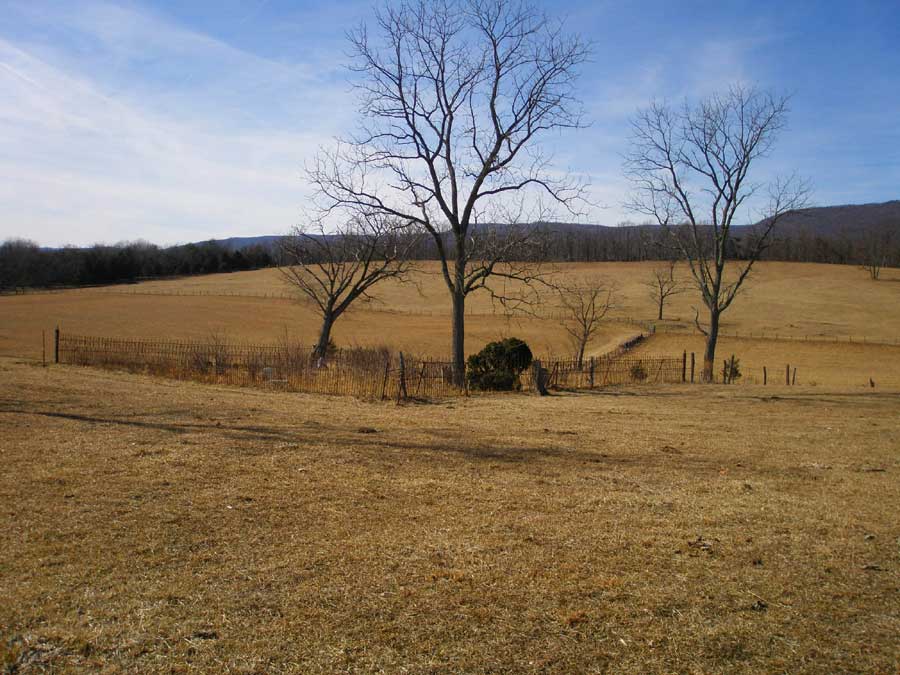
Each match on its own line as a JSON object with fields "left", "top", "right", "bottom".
{"left": 466, "top": 337, "right": 533, "bottom": 391}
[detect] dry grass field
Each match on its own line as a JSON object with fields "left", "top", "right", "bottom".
{"left": 631, "top": 334, "right": 900, "bottom": 389}
{"left": 2, "top": 262, "right": 899, "bottom": 365}
{"left": 67, "top": 261, "right": 900, "bottom": 342}
{"left": 2, "top": 358, "right": 898, "bottom": 673}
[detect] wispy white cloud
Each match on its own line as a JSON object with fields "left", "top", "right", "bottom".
{"left": 0, "top": 1, "right": 354, "bottom": 246}
{"left": 2, "top": 1, "right": 897, "bottom": 244}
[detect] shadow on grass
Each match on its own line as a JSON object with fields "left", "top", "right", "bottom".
{"left": 0, "top": 403, "right": 727, "bottom": 473}
{"left": 0, "top": 406, "right": 295, "bottom": 443}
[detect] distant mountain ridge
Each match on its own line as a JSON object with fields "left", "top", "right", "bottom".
{"left": 208, "top": 199, "right": 899, "bottom": 250}
{"left": 749, "top": 200, "right": 900, "bottom": 237}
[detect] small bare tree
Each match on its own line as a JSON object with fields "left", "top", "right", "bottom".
{"left": 859, "top": 223, "right": 894, "bottom": 280}
{"left": 625, "top": 85, "right": 809, "bottom": 381}
{"left": 557, "top": 279, "right": 617, "bottom": 368}
{"left": 644, "top": 260, "right": 685, "bottom": 320}
{"left": 279, "top": 217, "right": 417, "bottom": 360}
{"left": 309, "top": 0, "right": 589, "bottom": 384}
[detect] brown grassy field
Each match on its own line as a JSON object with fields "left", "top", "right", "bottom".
{"left": 67, "top": 260, "right": 900, "bottom": 342}
{"left": 0, "top": 278, "right": 635, "bottom": 362}
{"left": 2, "top": 262, "right": 899, "bottom": 364}
{"left": 5, "top": 260, "right": 899, "bottom": 390}
{"left": 2, "top": 358, "right": 898, "bottom": 673}
{"left": 631, "top": 333, "right": 900, "bottom": 389}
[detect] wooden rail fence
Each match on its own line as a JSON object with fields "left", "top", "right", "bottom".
{"left": 55, "top": 331, "right": 700, "bottom": 399}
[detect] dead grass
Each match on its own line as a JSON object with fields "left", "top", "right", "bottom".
{"left": 70, "top": 261, "right": 900, "bottom": 343}
{"left": 631, "top": 333, "right": 900, "bottom": 388}
{"left": 2, "top": 358, "right": 898, "bottom": 673}
{"left": 0, "top": 288, "right": 633, "bottom": 362}
{"left": 3, "top": 262, "right": 899, "bottom": 366}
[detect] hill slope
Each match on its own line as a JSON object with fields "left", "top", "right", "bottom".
{"left": 211, "top": 200, "right": 899, "bottom": 250}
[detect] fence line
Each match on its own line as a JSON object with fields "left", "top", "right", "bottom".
{"left": 56, "top": 328, "right": 699, "bottom": 399}
{"left": 57, "top": 333, "right": 462, "bottom": 401}
{"left": 524, "top": 354, "right": 684, "bottom": 389}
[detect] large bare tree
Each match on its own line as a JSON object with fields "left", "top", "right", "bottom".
{"left": 279, "top": 216, "right": 417, "bottom": 359}
{"left": 309, "top": 0, "right": 589, "bottom": 384}
{"left": 625, "top": 86, "right": 809, "bottom": 381}
{"left": 557, "top": 278, "right": 617, "bottom": 368}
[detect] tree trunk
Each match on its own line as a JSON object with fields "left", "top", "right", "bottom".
{"left": 702, "top": 310, "right": 720, "bottom": 382}
{"left": 657, "top": 297, "right": 664, "bottom": 321}
{"left": 451, "top": 288, "right": 466, "bottom": 387}
{"left": 576, "top": 341, "right": 585, "bottom": 370}
{"left": 314, "top": 312, "right": 334, "bottom": 362}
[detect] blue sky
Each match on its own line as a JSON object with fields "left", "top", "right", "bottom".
{"left": 1, "top": 0, "right": 898, "bottom": 246}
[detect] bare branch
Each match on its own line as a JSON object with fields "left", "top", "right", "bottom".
{"left": 624, "top": 85, "right": 808, "bottom": 379}
{"left": 278, "top": 215, "right": 419, "bottom": 358}
{"left": 556, "top": 277, "right": 618, "bottom": 367}
{"left": 308, "top": 0, "right": 589, "bottom": 381}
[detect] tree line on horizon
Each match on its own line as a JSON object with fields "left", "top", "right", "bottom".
{"left": 396, "top": 220, "right": 899, "bottom": 266}
{"left": 2, "top": 216, "right": 896, "bottom": 292}
{"left": 0, "top": 239, "right": 276, "bottom": 290}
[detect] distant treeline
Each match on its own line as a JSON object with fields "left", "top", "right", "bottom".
{"left": 2, "top": 222, "right": 896, "bottom": 291}
{"left": 0, "top": 239, "right": 276, "bottom": 291}
{"left": 402, "top": 224, "right": 899, "bottom": 266}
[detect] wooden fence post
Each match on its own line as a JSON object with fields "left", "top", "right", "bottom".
{"left": 786, "top": 364, "right": 790, "bottom": 386}
{"left": 396, "top": 352, "right": 407, "bottom": 403}
{"left": 690, "top": 352, "right": 695, "bottom": 383}
{"left": 380, "top": 358, "right": 390, "bottom": 400}
{"left": 763, "top": 366, "right": 767, "bottom": 386}
{"left": 589, "top": 356, "right": 595, "bottom": 389}
{"left": 723, "top": 359, "right": 729, "bottom": 384}
{"left": 792, "top": 367, "right": 797, "bottom": 386}
{"left": 532, "top": 359, "right": 548, "bottom": 396}
{"left": 729, "top": 354, "right": 736, "bottom": 385}
{"left": 42, "top": 330, "right": 46, "bottom": 366}
{"left": 682, "top": 351, "right": 687, "bottom": 382}
{"left": 54, "top": 326, "right": 60, "bottom": 364}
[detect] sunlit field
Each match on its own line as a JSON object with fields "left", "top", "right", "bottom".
{"left": 2, "top": 359, "right": 898, "bottom": 673}
{"left": 3, "top": 261, "right": 898, "bottom": 387}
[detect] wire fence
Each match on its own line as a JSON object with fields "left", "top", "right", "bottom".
{"left": 57, "top": 333, "right": 461, "bottom": 401}
{"left": 647, "top": 324, "right": 900, "bottom": 346}
{"left": 55, "top": 329, "right": 698, "bottom": 400}
{"left": 523, "top": 354, "right": 685, "bottom": 389}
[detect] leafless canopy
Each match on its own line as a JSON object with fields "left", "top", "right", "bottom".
{"left": 859, "top": 223, "right": 895, "bottom": 280}
{"left": 557, "top": 278, "right": 617, "bottom": 367}
{"left": 279, "top": 216, "right": 418, "bottom": 357}
{"left": 644, "top": 260, "right": 685, "bottom": 321}
{"left": 309, "top": 0, "right": 589, "bottom": 381}
{"left": 624, "top": 85, "right": 809, "bottom": 377}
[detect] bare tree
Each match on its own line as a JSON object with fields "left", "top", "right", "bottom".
{"left": 625, "top": 86, "right": 809, "bottom": 381}
{"left": 859, "top": 223, "right": 895, "bottom": 280}
{"left": 308, "top": 0, "right": 588, "bottom": 384}
{"left": 279, "top": 216, "right": 417, "bottom": 360}
{"left": 557, "top": 278, "right": 617, "bottom": 368}
{"left": 644, "top": 260, "right": 685, "bottom": 320}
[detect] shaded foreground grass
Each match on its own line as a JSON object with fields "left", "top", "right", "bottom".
{"left": 1, "top": 358, "right": 898, "bottom": 673}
